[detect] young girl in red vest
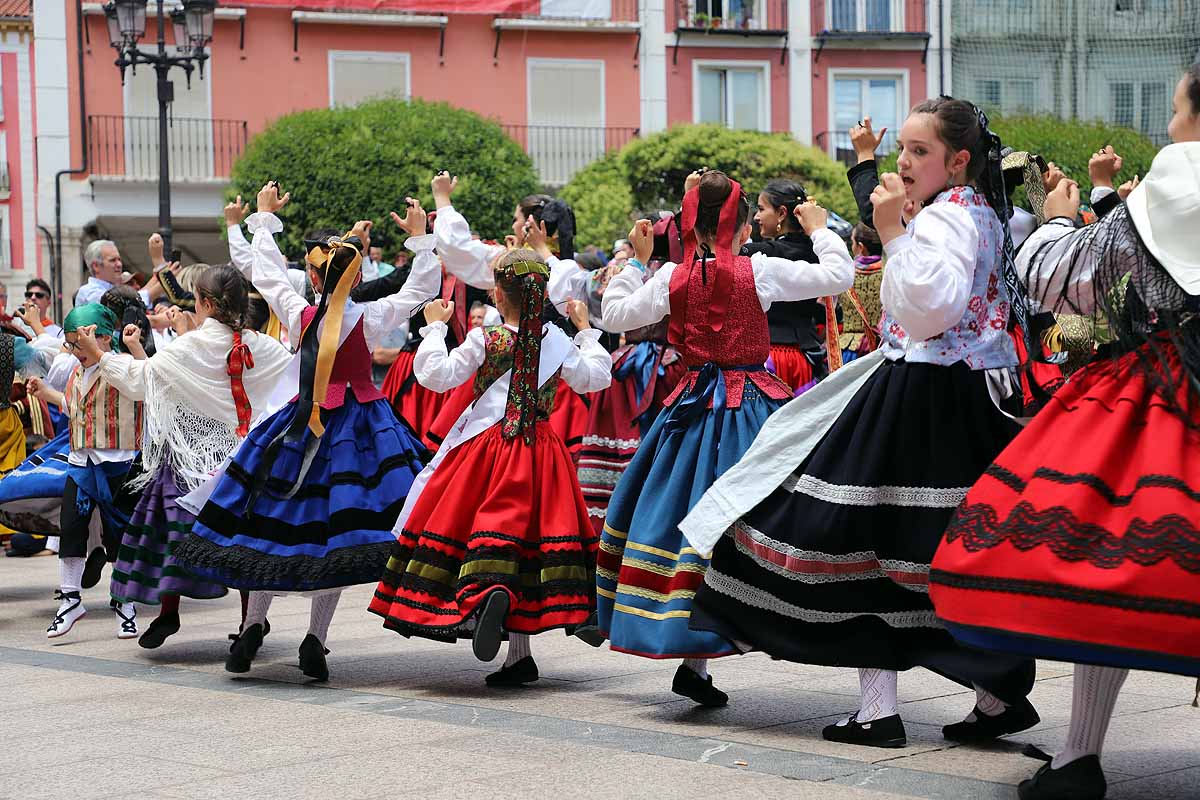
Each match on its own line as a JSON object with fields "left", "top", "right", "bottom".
{"left": 595, "top": 170, "right": 854, "bottom": 705}
{"left": 370, "top": 248, "right": 611, "bottom": 686}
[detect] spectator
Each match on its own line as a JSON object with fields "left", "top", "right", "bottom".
{"left": 17, "top": 279, "right": 62, "bottom": 339}
{"left": 75, "top": 239, "right": 166, "bottom": 309}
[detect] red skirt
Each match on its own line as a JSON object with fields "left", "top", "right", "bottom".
{"left": 381, "top": 350, "right": 449, "bottom": 438}
{"left": 931, "top": 341, "right": 1200, "bottom": 676}
{"left": 369, "top": 421, "right": 597, "bottom": 638}
{"left": 424, "top": 382, "right": 474, "bottom": 450}
{"left": 1008, "top": 327, "right": 1066, "bottom": 412}
{"left": 769, "top": 344, "right": 816, "bottom": 394}
{"left": 549, "top": 379, "right": 590, "bottom": 463}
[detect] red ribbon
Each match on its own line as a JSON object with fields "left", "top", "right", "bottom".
{"left": 668, "top": 179, "right": 742, "bottom": 346}
{"left": 226, "top": 331, "right": 255, "bottom": 437}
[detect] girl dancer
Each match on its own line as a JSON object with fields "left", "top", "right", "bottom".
{"left": 597, "top": 170, "right": 853, "bottom": 705}
{"left": 174, "top": 183, "right": 439, "bottom": 681}
{"left": 680, "top": 99, "right": 1039, "bottom": 745}
{"left": 745, "top": 179, "right": 830, "bottom": 393}
{"left": 369, "top": 249, "right": 611, "bottom": 686}
{"left": 45, "top": 304, "right": 144, "bottom": 639}
{"left": 930, "top": 66, "right": 1200, "bottom": 799}
{"left": 92, "top": 265, "right": 291, "bottom": 649}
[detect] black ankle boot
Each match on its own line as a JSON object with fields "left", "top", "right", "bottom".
{"left": 298, "top": 634, "right": 330, "bottom": 682}
{"left": 225, "top": 622, "right": 264, "bottom": 674}
{"left": 472, "top": 590, "right": 510, "bottom": 663}
{"left": 1018, "top": 755, "right": 1106, "bottom": 800}
{"left": 822, "top": 714, "right": 907, "bottom": 748}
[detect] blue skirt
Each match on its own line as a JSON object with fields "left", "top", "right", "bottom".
{"left": 0, "top": 430, "right": 70, "bottom": 535}
{"left": 597, "top": 369, "right": 785, "bottom": 659}
{"left": 174, "top": 396, "right": 425, "bottom": 592}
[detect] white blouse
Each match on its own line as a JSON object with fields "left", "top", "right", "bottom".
{"left": 414, "top": 321, "right": 612, "bottom": 395}
{"left": 879, "top": 201, "right": 979, "bottom": 342}
{"left": 245, "top": 211, "right": 441, "bottom": 351}
{"left": 600, "top": 227, "right": 854, "bottom": 333}
{"left": 1015, "top": 218, "right": 1108, "bottom": 316}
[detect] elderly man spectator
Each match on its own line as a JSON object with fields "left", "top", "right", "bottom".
{"left": 74, "top": 239, "right": 166, "bottom": 309}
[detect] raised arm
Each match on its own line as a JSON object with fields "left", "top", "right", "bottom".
{"left": 433, "top": 205, "right": 503, "bottom": 290}
{"left": 600, "top": 263, "right": 674, "bottom": 333}
{"left": 246, "top": 211, "right": 309, "bottom": 344}
{"left": 413, "top": 320, "right": 487, "bottom": 393}
{"left": 752, "top": 205, "right": 854, "bottom": 306}
{"left": 225, "top": 195, "right": 252, "bottom": 276}
{"left": 361, "top": 199, "right": 441, "bottom": 348}
{"left": 96, "top": 351, "right": 150, "bottom": 401}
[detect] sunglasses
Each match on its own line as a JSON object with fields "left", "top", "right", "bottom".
{"left": 25, "top": 291, "right": 48, "bottom": 300}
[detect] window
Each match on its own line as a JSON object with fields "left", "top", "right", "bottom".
{"left": 124, "top": 56, "right": 212, "bottom": 179}
{"left": 1010, "top": 80, "right": 1037, "bottom": 113}
{"left": 1110, "top": 80, "right": 1168, "bottom": 135}
{"left": 695, "top": 63, "right": 768, "bottom": 131}
{"left": 977, "top": 78, "right": 1037, "bottom": 115}
{"left": 830, "top": 73, "right": 903, "bottom": 160}
{"left": 693, "top": 0, "right": 761, "bottom": 29}
{"left": 527, "top": 59, "right": 605, "bottom": 186}
{"left": 976, "top": 80, "right": 1002, "bottom": 110}
{"left": 328, "top": 51, "right": 410, "bottom": 108}
{"left": 541, "top": 0, "right": 611, "bottom": 18}
{"left": 827, "top": 0, "right": 896, "bottom": 32}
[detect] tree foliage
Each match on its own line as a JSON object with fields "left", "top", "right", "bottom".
{"left": 227, "top": 99, "right": 539, "bottom": 258}
{"left": 562, "top": 125, "right": 860, "bottom": 251}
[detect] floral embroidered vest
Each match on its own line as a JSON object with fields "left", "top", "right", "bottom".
{"left": 877, "top": 187, "right": 1019, "bottom": 369}
{"left": 473, "top": 325, "right": 557, "bottom": 421}
{"left": 66, "top": 365, "right": 144, "bottom": 452}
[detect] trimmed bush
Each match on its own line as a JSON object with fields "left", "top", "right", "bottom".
{"left": 227, "top": 99, "right": 539, "bottom": 258}
{"left": 562, "top": 125, "right": 860, "bottom": 251}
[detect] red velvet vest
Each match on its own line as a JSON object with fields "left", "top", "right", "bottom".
{"left": 663, "top": 255, "right": 792, "bottom": 409}
{"left": 300, "top": 305, "right": 385, "bottom": 410}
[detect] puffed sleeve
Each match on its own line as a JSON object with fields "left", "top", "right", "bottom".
{"left": 600, "top": 263, "right": 675, "bottom": 333}
{"left": 433, "top": 205, "right": 504, "bottom": 290}
{"left": 246, "top": 212, "right": 310, "bottom": 344}
{"left": 560, "top": 329, "right": 613, "bottom": 394}
{"left": 46, "top": 350, "right": 78, "bottom": 393}
{"left": 1016, "top": 217, "right": 1114, "bottom": 316}
{"left": 227, "top": 224, "right": 252, "bottom": 277}
{"left": 413, "top": 322, "right": 487, "bottom": 392}
{"left": 879, "top": 202, "right": 978, "bottom": 341}
{"left": 96, "top": 351, "right": 149, "bottom": 401}
{"left": 750, "top": 228, "right": 855, "bottom": 308}
{"left": 359, "top": 233, "right": 440, "bottom": 349}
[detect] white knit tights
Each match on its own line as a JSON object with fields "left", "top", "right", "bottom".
{"left": 307, "top": 592, "right": 341, "bottom": 645}
{"left": 503, "top": 633, "right": 532, "bottom": 667}
{"left": 59, "top": 557, "right": 85, "bottom": 593}
{"left": 682, "top": 657, "right": 709, "bottom": 679}
{"left": 856, "top": 668, "right": 899, "bottom": 722}
{"left": 1052, "top": 664, "right": 1129, "bottom": 769}
{"left": 243, "top": 591, "right": 273, "bottom": 628}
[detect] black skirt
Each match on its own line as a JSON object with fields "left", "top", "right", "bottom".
{"left": 690, "top": 359, "right": 1035, "bottom": 701}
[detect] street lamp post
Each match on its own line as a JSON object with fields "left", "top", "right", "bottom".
{"left": 102, "top": 0, "right": 216, "bottom": 255}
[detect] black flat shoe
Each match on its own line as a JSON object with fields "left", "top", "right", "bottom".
{"left": 138, "top": 611, "right": 181, "bottom": 649}
{"left": 298, "top": 633, "right": 329, "bottom": 682}
{"left": 1018, "top": 755, "right": 1106, "bottom": 800}
{"left": 572, "top": 611, "right": 606, "bottom": 648}
{"left": 485, "top": 656, "right": 539, "bottom": 687}
{"left": 943, "top": 697, "right": 1040, "bottom": 742}
{"left": 81, "top": 547, "right": 108, "bottom": 589}
{"left": 228, "top": 618, "right": 271, "bottom": 652}
{"left": 225, "top": 622, "right": 264, "bottom": 674}
{"left": 822, "top": 714, "right": 907, "bottom": 748}
{"left": 472, "top": 590, "right": 510, "bottom": 663}
{"left": 671, "top": 665, "right": 729, "bottom": 707}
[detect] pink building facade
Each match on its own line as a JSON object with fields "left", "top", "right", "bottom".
{"left": 31, "top": 0, "right": 949, "bottom": 301}
{"left": 0, "top": 2, "right": 35, "bottom": 293}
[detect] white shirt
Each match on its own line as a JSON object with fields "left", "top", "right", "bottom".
{"left": 245, "top": 212, "right": 441, "bottom": 351}
{"left": 414, "top": 321, "right": 612, "bottom": 395}
{"left": 75, "top": 276, "right": 151, "bottom": 309}
{"left": 600, "top": 227, "right": 854, "bottom": 333}
{"left": 65, "top": 361, "right": 138, "bottom": 467}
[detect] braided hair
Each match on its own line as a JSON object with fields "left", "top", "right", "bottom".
{"left": 193, "top": 264, "right": 250, "bottom": 331}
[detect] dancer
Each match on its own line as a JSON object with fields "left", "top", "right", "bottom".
{"left": 174, "top": 183, "right": 439, "bottom": 681}
{"left": 45, "top": 304, "right": 144, "bottom": 640}
{"left": 838, "top": 222, "right": 884, "bottom": 364}
{"left": 369, "top": 249, "right": 611, "bottom": 685}
{"left": 90, "top": 265, "right": 291, "bottom": 649}
{"left": 597, "top": 170, "right": 854, "bottom": 705}
{"left": 745, "top": 179, "right": 830, "bottom": 393}
{"left": 930, "top": 65, "right": 1200, "bottom": 799}
{"left": 680, "top": 99, "right": 1039, "bottom": 745}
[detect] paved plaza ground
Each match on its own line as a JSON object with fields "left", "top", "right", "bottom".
{"left": 2, "top": 555, "right": 1198, "bottom": 800}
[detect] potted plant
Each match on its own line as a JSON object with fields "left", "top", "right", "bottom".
{"left": 710, "top": 15, "right": 722, "bottom": 27}
{"left": 693, "top": 11, "right": 710, "bottom": 27}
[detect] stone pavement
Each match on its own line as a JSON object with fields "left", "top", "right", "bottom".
{"left": 2, "top": 556, "right": 1198, "bottom": 800}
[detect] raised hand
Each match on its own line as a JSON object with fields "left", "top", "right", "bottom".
{"left": 121, "top": 323, "right": 143, "bottom": 350}
{"left": 1042, "top": 162, "right": 1067, "bottom": 193}
{"left": 628, "top": 219, "right": 654, "bottom": 264}
{"left": 566, "top": 299, "right": 590, "bottom": 330}
{"left": 794, "top": 200, "right": 828, "bottom": 236}
{"left": 850, "top": 117, "right": 888, "bottom": 163}
{"left": 349, "top": 220, "right": 373, "bottom": 254}
{"left": 256, "top": 181, "right": 291, "bottom": 214}
{"left": 684, "top": 169, "right": 705, "bottom": 193}
{"left": 224, "top": 194, "right": 250, "bottom": 227}
{"left": 524, "top": 218, "right": 551, "bottom": 258}
{"left": 431, "top": 171, "right": 458, "bottom": 209}
{"left": 148, "top": 232, "right": 165, "bottom": 265}
{"left": 1044, "top": 178, "right": 1081, "bottom": 221}
{"left": 1088, "top": 146, "right": 1123, "bottom": 189}
{"left": 424, "top": 299, "right": 454, "bottom": 327}
{"left": 1118, "top": 174, "right": 1140, "bottom": 200}
{"left": 390, "top": 197, "right": 428, "bottom": 238}
{"left": 74, "top": 324, "right": 103, "bottom": 361}
{"left": 870, "top": 173, "right": 907, "bottom": 224}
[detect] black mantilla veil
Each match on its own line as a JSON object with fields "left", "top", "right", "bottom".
{"left": 1024, "top": 203, "right": 1200, "bottom": 431}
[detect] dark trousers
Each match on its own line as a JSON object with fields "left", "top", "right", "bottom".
{"left": 58, "top": 465, "right": 139, "bottom": 561}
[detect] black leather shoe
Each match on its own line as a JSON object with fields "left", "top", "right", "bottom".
{"left": 225, "top": 622, "right": 264, "bottom": 674}
{"left": 228, "top": 618, "right": 271, "bottom": 652}
{"left": 1018, "top": 755, "right": 1106, "bottom": 800}
{"left": 138, "top": 611, "right": 181, "bottom": 649}
{"left": 298, "top": 633, "right": 330, "bottom": 682}
{"left": 822, "top": 714, "right": 907, "bottom": 748}
{"left": 472, "top": 590, "right": 510, "bottom": 663}
{"left": 572, "top": 611, "right": 606, "bottom": 648}
{"left": 671, "top": 664, "right": 729, "bottom": 707}
{"left": 81, "top": 547, "right": 108, "bottom": 589}
{"left": 943, "top": 697, "right": 1040, "bottom": 742}
{"left": 485, "top": 656, "right": 539, "bottom": 687}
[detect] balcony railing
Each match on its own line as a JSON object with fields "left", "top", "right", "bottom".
{"left": 815, "top": 129, "right": 899, "bottom": 166}
{"left": 498, "top": 0, "right": 639, "bottom": 23}
{"left": 817, "top": 0, "right": 927, "bottom": 35}
{"left": 88, "top": 115, "right": 248, "bottom": 181}
{"left": 502, "top": 124, "right": 638, "bottom": 187}
{"left": 676, "top": 0, "right": 788, "bottom": 33}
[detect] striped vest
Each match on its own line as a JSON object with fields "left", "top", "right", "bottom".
{"left": 65, "top": 365, "right": 143, "bottom": 452}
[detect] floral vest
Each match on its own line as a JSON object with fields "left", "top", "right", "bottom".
{"left": 473, "top": 325, "right": 558, "bottom": 421}
{"left": 877, "top": 186, "right": 1019, "bottom": 369}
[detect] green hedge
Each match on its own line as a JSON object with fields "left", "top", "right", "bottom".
{"left": 562, "top": 125, "right": 859, "bottom": 251}
{"left": 227, "top": 99, "right": 540, "bottom": 258}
